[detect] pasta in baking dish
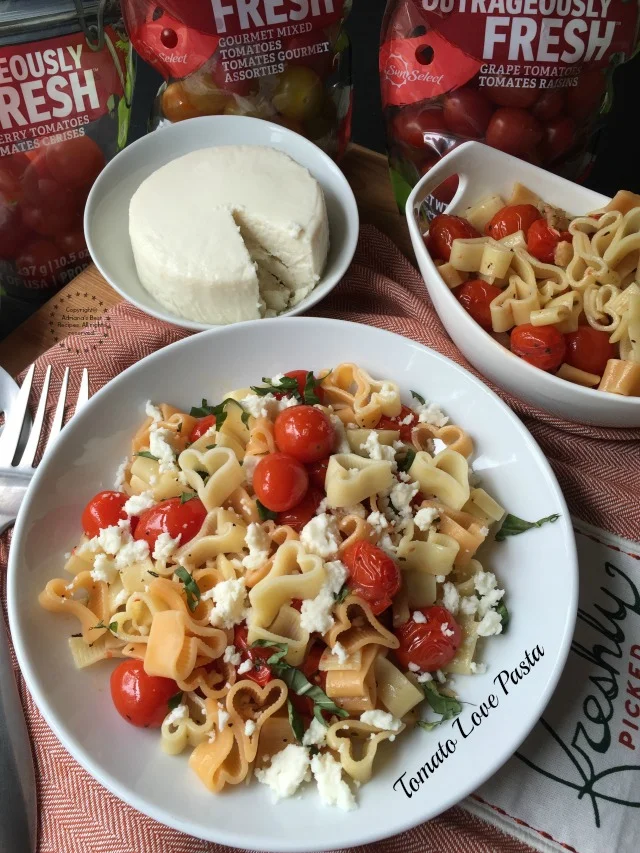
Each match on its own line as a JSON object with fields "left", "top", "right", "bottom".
{"left": 426, "top": 186, "right": 640, "bottom": 397}
{"left": 40, "top": 365, "right": 527, "bottom": 809}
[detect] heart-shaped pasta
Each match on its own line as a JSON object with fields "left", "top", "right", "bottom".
{"left": 108, "top": 588, "right": 167, "bottom": 642}
{"left": 189, "top": 721, "right": 248, "bottom": 793}
{"left": 226, "top": 678, "right": 287, "bottom": 762}
{"left": 178, "top": 446, "right": 245, "bottom": 511}
{"left": 145, "top": 575, "right": 211, "bottom": 627}
{"left": 374, "top": 656, "right": 424, "bottom": 717}
{"left": 337, "top": 515, "right": 377, "bottom": 554}
{"left": 39, "top": 573, "right": 111, "bottom": 644}
{"left": 254, "top": 714, "right": 297, "bottom": 766}
{"left": 320, "top": 363, "right": 401, "bottom": 428}
{"left": 177, "top": 507, "right": 247, "bottom": 569}
{"left": 325, "top": 643, "right": 379, "bottom": 712}
{"left": 249, "top": 604, "right": 310, "bottom": 666}
{"left": 326, "top": 718, "right": 404, "bottom": 783}
{"left": 177, "top": 660, "right": 236, "bottom": 699}
{"left": 225, "top": 486, "right": 260, "bottom": 524}
{"left": 245, "top": 417, "right": 277, "bottom": 455}
{"left": 490, "top": 274, "right": 540, "bottom": 333}
{"left": 438, "top": 515, "right": 487, "bottom": 569}
{"left": 161, "top": 694, "right": 217, "bottom": 755}
{"left": 408, "top": 449, "right": 470, "bottom": 511}
{"left": 410, "top": 422, "right": 473, "bottom": 459}
{"left": 449, "top": 236, "right": 512, "bottom": 280}
{"left": 444, "top": 611, "right": 480, "bottom": 675}
{"left": 346, "top": 428, "right": 399, "bottom": 455}
{"left": 324, "top": 595, "right": 399, "bottom": 654}
{"left": 396, "top": 527, "right": 459, "bottom": 579}
{"left": 325, "top": 454, "right": 394, "bottom": 508}
{"left": 129, "top": 454, "right": 184, "bottom": 502}
{"left": 145, "top": 608, "right": 227, "bottom": 681}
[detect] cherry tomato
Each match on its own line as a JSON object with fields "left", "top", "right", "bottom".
{"left": 510, "top": 323, "right": 566, "bottom": 372}
{"left": 541, "top": 116, "right": 576, "bottom": 164}
{"left": 182, "top": 71, "right": 232, "bottom": 115}
{"left": 455, "top": 279, "right": 503, "bottom": 331}
{"left": 82, "top": 490, "right": 128, "bottom": 537}
{"left": 394, "top": 606, "right": 462, "bottom": 672}
{"left": 15, "top": 239, "right": 61, "bottom": 286}
{"left": 0, "top": 191, "right": 29, "bottom": 259}
{"left": 277, "top": 487, "right": 324, "bottom": 532}
{"left": 278, "top": 369, "right": 326, "bottom": 404}
{"left": 253, "top": 453, "right": 309, "bottom": 512}
{"left": 133, "top": 496, "right": 207, "bottom": 551}
{"left": 377, "top": 405, "right": 418, "bottom": 442}
{"left": 110, "top": 659, "right": 179, "bottom": 728}
{"left": 233, "top": 626, "right": 274, "bottom": 687}
{"left": 428, "top": 214, "right": 480, "bottom": 262}
{"left": 272, "top": 66, "right": 323, "bottom": 121}
{"left": 443, "top": 88, "right": 493, "bottom": 138}
{"left": 531, "top": 89, "right": 565, "bottom": 122}
{"left": 189, "top": 414, "right": 216, "bottom": 442}
{"left": 486, "top": 204, "right": 542, "bottom": 240}
{"left": 274, "top": 405, "right": 335, "bottom": 464}
{"left": 22, "top": 196, "right": 76, "bottom": 237}
{"left": 564, "top": 327, "right": 617, "bottom": 376}
{"left": 485, "top": 108, "right": 543, "bottom": 158}
{"left": 566, "top": 70, "right": 606, "bottom": 123}
{"left": 45, "top": 136, "right": 105, "bottom": 189}
{"left": 307, "top": 457, "right": 329, "bottom": 490}
{"left": 484, "top": 85, "right": 537, "bottom": 109}
{"left": 343, "top": 540, "right": 401, "bottom": 615}
{"left": 56, "top": 230, "right": 86, "bottom": 256}
{"left": 0, "top": 164, "right": 22, "bottom": 201}
{"left": 161, "top": 81, "right": 204, "bottom": 122}
{"left": 526, "top": 218, "right": 564, "bottom": 264}
{"left": 391, "top": 105, "right": 447, "bottom": 149}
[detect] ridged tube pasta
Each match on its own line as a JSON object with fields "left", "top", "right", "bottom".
{"left": 326, "top": 718, "right": 403, "bottom": 784}
{"left": 188, "top": 722, "right": 248, "bottom": 792}
{"left": 325, "top": 643, "right": 379, "bottom": 712}
{"left": 374, "top": 655, "right": 424, "bottom": 718}
{"left": 325, "top": 454, "right": 394, "bottom": 508}
{"left": 176, "top": 508, "right": 247, "bottom": 569}
{"left": 248, "top": 605, "right": 310, "bottom": 666}
{"left": 324, "top": 595, "right": 399, "bottom": 654}
{"left": 489, "top": 275, "right": 540, "bottom": 333}
{"left": 462, "top": 194, "right": 505, "bottom": 232}
{"left": 449, "top": 237, "right": 513, "bottom": 279}
{"left": 179, "top": 446, "right": 245, "bottom": 511}
{"left": 408, "top": 449, "right": 470, "bottom": 511}
{"left": 225, "top": 678, "right": 288, "bottom": 762}
{"left": 144, "top": 609, "right": 227, "bottom": 681}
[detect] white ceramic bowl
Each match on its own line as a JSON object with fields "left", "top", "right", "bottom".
{"left": 8, "top": 318, "right": 577, "bottom": 850}
{"left": 406, "top": 141, "right": 640, "bottom": 428}
{"left": 84, "top": 115, "right": 359, "bottom": 331}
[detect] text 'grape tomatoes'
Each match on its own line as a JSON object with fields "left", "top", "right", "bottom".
{"left": 395, "top": 606, "right": 462, "bottom": 672}
{"left": 428, "top": 214, "right": 480, "bottom": 262}
{"left": 510, "top": 323, "right": 566, "bottom": 372}
{"left": 253, "top": 452, "right": 309, "bottom": 512}
{"left": 343, "top": 540, "right": 401, "bottom": 615}
{"left": 110, "top": 659, "right": 179, "bottom": 728}
{"left": 274, "top": 405, "right": 335, "bottom": 464}
{"left": 133, "top": 496, "right": 207, "bottom": 551}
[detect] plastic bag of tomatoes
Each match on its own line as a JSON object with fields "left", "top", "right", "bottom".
{"left": 380, "top": 0, "right": 640, "bottom": 216}
{"left": 122, "top": 0, "right": 353, "bottom": 159}
{"left": 0, "top": 0, "right": 134, "bottom": 335}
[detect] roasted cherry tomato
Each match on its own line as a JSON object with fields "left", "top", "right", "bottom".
{"left": 45, "top": 136, "right": 105, "bottom": 190}
{"left": 272, "top": 66, "right": 323, "bottom": 121}
{"left": 277, "top": 487, "right": 324, "bottom": 532}
{"left": 564, "top": 327, "right": 617, "bottom": 376}
{"left": 343, "top": 541, "right": 401, "bottom": 615}
{"left": 82, "top": 490, "right": 128, "bottom": 537}
{"left": 253, "top": 452, "right": 309, "bottom": 512}
{"left": 110, "top": 659, "right": 179, "bottom": 728}
{"left": 541, "top": 116, "right": 576, "bottom": 164}
{"left": 485, "top": 108, "right": 543, "bottom": 158}
{"left": 306, "top": 456, "right": 329, "bottom": 490}
{"left": 189, "top": 414, "right": 216, "bottom": 442}
{"left": 394, "top": 606, "right": 462, "bottom": 672}
{"left": 510, "top": 323, "right": 566, "bottom": 372}
{"left": 233, "top": 626, "right": 274, "bottom": 687}
{"left": 531, "top": 90, "right": 565, "bottom": 122}
{"left": 486, "top": 204, "right": 542, "bottom": 240}
{"left": 428, "top": 214, "right": 480, "bottom": 262}
{"left": 443, "top": 88, "right": 493, "bottom": 138}
{"left": 526, "top": 218, "right": 565, "bottom": 264}
{"left": 391, "top": 105, "right": 447, "bottom": 149}
{"left": 133, "top": 496, "right": 207, "bottom": 550}
{"left": 484, "top": 85, "right": 537, "bottom": 109}
{"left": 455, "top": 279, "right": 503, "bottom": 331}
{"left": 274, "top": 405, "right": 335, "bottom": 464}
{"left": 377, "top": 404, "right": 418, "bottom": 442}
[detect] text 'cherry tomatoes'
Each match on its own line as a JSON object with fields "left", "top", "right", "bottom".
{"left": 428, "top": 214, "right": 480, "bottom": 262}
{"left": 394, "top": 606, "right": 462, "bottom": 672}
{"left": 82, "top": 490, "right": 128, "bottom": 538}
{"left": 564, "top": 326, "right": 617, "bottom": 376}
{"left": 343, "top": 540, "right": 401, "bottom": 615}
{"left": 189, "top": 414, "right": 216, "bottom": 442}
{"left": 133, "top": 496, "right": 207, "bottom": 551}
{"left": 110, "top": 659, "right": 179, "bottom": 728}
{"left": 377, "top": 404, "right": 418, "bottom": 442}
{"left": 456, "top": 279, "right": 503, "bottom": 331}
{"left": 253, "top": 452, "right": 309, "bottom": 512}
{"left": 274, "top": 405, "right": 335, "bottom": 464}
{"left": 277, "top": 487, "right": 324, "bottom": 532}
{"left": 443, "top": 88, "right": 493, "bottom": 138}
{"left": 485, "top": 107, "right": 543, "bottom": 158}
{"left": 510, "top": 323, "right": 566, "bottom": 372}
{"left": 486, "top": 204, "right": 542, "bottom": 241}
{"left": 526, "top": 218, "right": 565, "bottom": 264}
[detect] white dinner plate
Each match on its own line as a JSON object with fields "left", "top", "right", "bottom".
{"left": 0, "top": 365, "right": 18, "bottom": 428}
{"left": 7, "top": 318, "right": 577, "bottom": 850}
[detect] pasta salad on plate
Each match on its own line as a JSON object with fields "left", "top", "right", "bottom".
{"left": 39, "top": 364, "right": 553, "bottom": 808}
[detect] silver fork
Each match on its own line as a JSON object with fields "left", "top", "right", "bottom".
{"left": 0, "top": 366, "right": 89, "bottom": 535}
{"left": 0, "top": 365, "right": 90, "bottom": 853}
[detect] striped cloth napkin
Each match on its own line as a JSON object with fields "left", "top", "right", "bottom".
{"left": 1, "top": 225, "right": 638, "bottom": 853}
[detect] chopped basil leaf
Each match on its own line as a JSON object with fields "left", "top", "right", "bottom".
{"left": 421, "top": 682, "right": 463, "bottom": 723}
{"left": 180, "top": 492, "right": 197, "bottom": 504}
{"left": 91, "top": 621, "right": 107, "bottom": 630}
{"left": 410, "top": 390, "right": 426, "bottom": 405}
{"left": 108, "top": 621, "right": 118, "bottom": 633}
{"left": 302, "top": 371, "right": 321, "bottom": 405}
{"left": 250, "top": 640, "right": 289, "bottom": 666}
{"left": 287, "top": 698, "right": 305, "bottom": 744}
{"left": 495, "top": 601, "right": 510, "bottom": 632}
{"left": 333, "top": 584, "right": 349, "bottom": 604}
{"left": 256, "top": 499, "right": 278, "bottom": 522}
{"left": 135, "top": 450, "right": 158, "bottom": 460}
{"left": 168, "top": 691, "right": 183, "bottom": 711}
{"left": 147, "top": 570, "right": 159, "bottom": 577}
{"left": 417, "top": 719, "right": 444, "bottom": 732}
{"left": 495, "top": 512, "right": 560, "bottom": 541}
{"left": 174, "top": 566, "right": 201, "bottom": 612}
{"left": 206, "top": 444, "right": 216, "bottom": 450}
{"left": 251, "top": 375, "right": 301, "bottom": 401}
{"left": 397, "top": 447, "right": 416, "bottom": 473}
{"left": 189, "top": 398, "right": 249, "bottom": 429}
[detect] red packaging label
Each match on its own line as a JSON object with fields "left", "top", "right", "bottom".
{"left": 160, "top": 0, "right": 344, "bottom": 36}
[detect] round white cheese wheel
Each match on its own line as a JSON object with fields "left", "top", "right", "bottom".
{"left": 128, "top": 145, "right": 330, "bottom": 325}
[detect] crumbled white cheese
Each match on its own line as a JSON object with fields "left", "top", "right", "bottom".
{"left": 378, "top": 533, "right": 397, "bottom": 557}
{"left": 435, "top": 574, "right": 446, "bottom": 584}
{"left": 218, "top": 706, "right": 230, "bottom": 729}
{"left": 302, "top": 717, "right": 327, "bottom": 747}
{"left": 340, "top": 503, "right": 366, "bottom": 518}
{"left": 145, "top": 401, "right": 163, "bottom": 422}
{"left": 237, "top": 659, "right": 253, "bottom": 675}
{"left": 164, "top": 704, "right": 188, "bottom": 727}
{"left": 310, "top": 752, "right": 356, "bottom": 811}
{"left": 414, "top": 506, "right": 439, "bottom": 532}
{"left": 436, "top": 669, "right": 446, "bottom": 683}
{"left": 271, "top": 373, "right": 285, "bottom": 386}
{"left": 90, "top": 553, "right": 117, "bottom": 584}
{"left": 480, "top": 526, "right": 490, "bottom": 536}
{"left": 460, "top": 596, "right": 479, "bottom": 616}
{"left": 441, "top": 622, "right": 455, "bottom": 638}
{"left": 400, "top": 413, "right": 414, "bottom": 426}
{"left": 407, "top": 662, "right": 420, "bottom": 673}
{"left": 411, "top": 399, "right": 449, "bottom": 427}
{"left": 149, "top": 427, "right": 177, "bottom": 473}
{"left": 152, "top": 531, "right": 181, "bottom": 562}
{"left": 114, "top": 457, "right": 129, "bottom": 491}
{"left": 366, "top": 510, "right": 389, "bottom": 535}
{"left": 477, "top": 587, "right": 505, "bottom": 617}
{"left": 244, "top": 719, "right": 257, "bottom": 737}
{"left": 360, "top": 710, "right": 402, "bottom": 731}
{"left": 299, "top": 559, "right": 347, "bottom": 634}
{"left": 240, "top": 393, "right": 298, "bottom": 420}
{"left": 412, "top": 610, "right": 427, "bottom": 624}
{"left": 360, "top": 431, "right": 396, "bottom": 465}
{"left": 474, "top": 571, "right": 497, "bottom": 596}
{"left": 442, "top": 582, "right": 460, "bottom": 615}
{"left": 255, "top": 744, "right": 311, "bottom": 800}
{"left": 115, "top": 538, "right": 150, "bottom": 570}
{"left": 96, "top": 525, "right": 123, "bottom": 556}
{"left": 242, "top": 522, "right": 271, "bottom": 571}
{"left": 207, "top": 578, "right": 248, "bottom": 629}
{"left": 330, "top": 414, "right": 351, "bottom": 453}
{"left": 123, "top": 490, "right": 156, "bottom": 517}
{"left": 207, "top": 730, "right": 217, "bottom": 743}
{"left": 242, "top": 454, "right": 259, "bottom": 487}
{"left": 300, "top": 513, "right": 340, "bottom": 559}
{"left": 417, "top": 672, "right": 433, "bottom": 683}
{"left": 470, "top": 661, "right": 487, "bottom": 674}
{"left": 223, "top": 644, "right": 241, "bottom": 666}
{"left": 390, "top": 481, "right": 419, "bottom": 518}
{"left": 315, "top": 497, "right": 328, "bottom": 516}
{"left": 476, "top": 610, "right": 503, "bottom": 637}
{"left": 112, "top": 589, "right": 129, "bottom": 608}
{"left": 397, "top": 471, "right": 412, "bottom": 483}
{"left": 332, "top": 641, "right": 348, "bottom": 664}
